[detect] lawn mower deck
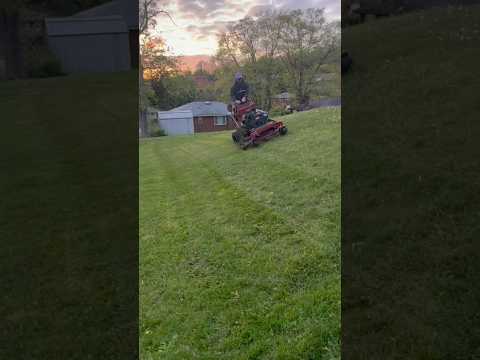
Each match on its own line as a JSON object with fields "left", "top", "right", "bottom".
{"left": 232, "top": 120, "right": 287, "bottom": 150}
{"left": 230, "top": 98, "right": 288, "bottom": 150}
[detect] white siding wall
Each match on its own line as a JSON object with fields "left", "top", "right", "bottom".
{"left": 158, "top": 111, "right": 194, "bottom": 135}
{"left": 48, "top": 33, "right": 130, "bottom": 73}
{"left": 46, "top": 16, "right": 131, "bottom": 74}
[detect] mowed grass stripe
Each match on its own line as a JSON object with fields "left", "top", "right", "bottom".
{"left": 140, "top": 108, "right": 340, "bottom": 359}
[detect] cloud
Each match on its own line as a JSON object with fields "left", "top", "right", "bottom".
{"left": 185, "top": 21, "right": 234, "bottom": 40}
{"left": 275, "top": 0, "right": 340, "bottom": 17}
{"left": 179, "top": 0, "right": 340, "bottom": 39}
{"left": 172, "top": 0, "right": 339, "bottom": 22}
{"left": 175, "top": 0, "right": 228, "bottom": 19}
{"left": 156, "top": 0, "right": 340, "bottom": 55}
{"left": 247, "top": 4, "right": 274, "bottom": 16}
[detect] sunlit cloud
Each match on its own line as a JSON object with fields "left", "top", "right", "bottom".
{"left": 154, "top": 0, "right": 340, "bottom": 56}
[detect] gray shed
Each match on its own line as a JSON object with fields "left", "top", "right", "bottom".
{"left": 45, "top": 0, "right": 139, "bottom": 74}
{"left": 45, "top": 16, "right": 131, "bottom": 73}
{"left": 158, "top": 110, "right": 194, "bottom": 136}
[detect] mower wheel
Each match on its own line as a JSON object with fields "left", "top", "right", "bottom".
{"left": 280, "top": 126, "right": 288, "bottom": 135}
{"left": 232, "top": 131, "right": 241, "bottom": 143}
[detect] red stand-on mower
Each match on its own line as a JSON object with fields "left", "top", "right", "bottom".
{"left": 229, "top": 92, "right": 287, "bottom": 150}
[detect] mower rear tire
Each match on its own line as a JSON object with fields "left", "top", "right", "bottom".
{"left": 232, "top": 131, "right": 241, "bottom": 143}
{"left": 280, "top": 126, "right": 288, "bottom": 135}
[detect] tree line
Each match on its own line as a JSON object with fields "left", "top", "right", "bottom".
{"left": 141, "top": 7, "right": 340, "bottom": 114}
{"left": 216, "top": 8, "right": 340, "bottom": 110}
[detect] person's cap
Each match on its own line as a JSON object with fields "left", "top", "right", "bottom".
{"left": 235, "top": 72, "right": 243, "bottom": 80}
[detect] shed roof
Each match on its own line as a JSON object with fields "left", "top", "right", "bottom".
{"left": 73, "top": 0, "right": 138, "bottom": 30}
{"left": 45, "top": 16, "right": 127, "bottom": 36}
{"left": 171, "top": 101, "right": 229, "bottom": 117}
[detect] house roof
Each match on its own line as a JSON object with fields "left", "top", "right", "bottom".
{"left": 171, "top": 101, "right": 229, "bottom": 117}
{"left": 73, "top": 0, "right": 138, "bottom": 30}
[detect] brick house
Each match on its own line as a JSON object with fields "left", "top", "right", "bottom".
{"left": 172, "top": 101, "right": 235, "bottom": 133}
{"left": 161, "top": 101, "right": 235, "bottom": 134}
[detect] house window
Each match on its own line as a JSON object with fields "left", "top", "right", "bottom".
{"left": 215, "top": 116, "right": 226, "bottom": 126}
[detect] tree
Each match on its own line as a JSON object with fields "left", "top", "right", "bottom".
{"left": 139, "top": 37, "right": 173, "bottom": 119}
{"left": 216, "top": 13, "right": 282, "bottom": 111}
{"left": 151, "top": 75, "right": 197, "bottom": 110}
{"left": 139, "top": 0, "right": 162, "bottom": 120}
{"left": 139, "top": 34, "right": 178, "bottom": 135}
{"left": 215, "top": 9, "right": 339, "bottom": 110}
{"left": 278, "top": 9, "right": 340, "bottom": 106}
{"left": 141, "top": 36, "right": 177, "bottom": 80}
{"left": 217, "top": 29, "right": 242, "bottom": 68}
{"left": 141, "top": 35, "right": 183, "bottom": 110}
{"left": 193, "top": 62, "right": 216, "bottom": 79}
{"left": 140, "top": 36, "right": 200, "bottom": 111}
{"left": 139, "top": 0, "right": 176, "bottom": 136}
{"left": 140, "top": 0, "right": 176, "bottom": 35}
{"left": 256, "top": 10, "right": 284, "bottom": 110}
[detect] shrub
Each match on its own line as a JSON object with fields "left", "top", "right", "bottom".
{"left": 29, "top": 59, "right": 65, "bottom": 78}
{"left": 147, "top": 118, "right": 166, "bottom": 137}
{"left": 150, "top": 128, "right": 166, "bottom": 137}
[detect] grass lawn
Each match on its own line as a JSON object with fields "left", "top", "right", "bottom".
{"left": 0, "top": 72, "right": 138, "bottom": 359}
{"left": 140, "top": 108, "right": 341, "bottom": 359}
{"left": 342, "top": 6, "right": 480, "bottom": 359}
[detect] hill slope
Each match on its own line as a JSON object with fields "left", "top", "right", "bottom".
{"left": 140, "top": 108, "right": 341, "bottom": 359}
{"left": 343, "top": 6, "right": 480, "bottom": 359}
{"left": 0, "top": 72, "right": 138, "bottom": 358}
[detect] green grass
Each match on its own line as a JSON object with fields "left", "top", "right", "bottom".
{"left": 343, "top": 6, "right": 480, "bottom": 359}
{"left": 0, "top": 72, "right": 138, "bottom": 359}
{"left": 140, "top": 108, "right": 341, "bottom": 359}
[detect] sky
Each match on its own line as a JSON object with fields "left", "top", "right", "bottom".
{"left": 153, "top": 0, "right": 341, "bottom": 56}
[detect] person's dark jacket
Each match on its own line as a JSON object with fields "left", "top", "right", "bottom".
{"left": 230, "top": 78, "right": 249, "bottom": 101}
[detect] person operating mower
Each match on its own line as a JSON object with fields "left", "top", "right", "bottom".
{"left": 230, "top": 72, "right": 250, "bottom": 103}
{"left": 230, "top": 72, "right": 258, "bottom": 129}
{"left": 229, "top": 72, "right": 287, "bottom": 149}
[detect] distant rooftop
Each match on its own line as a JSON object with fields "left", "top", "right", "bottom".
{"left": 171, "top": 101, "right": 229, "bottom": 117}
